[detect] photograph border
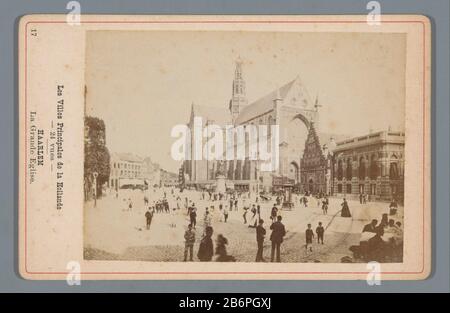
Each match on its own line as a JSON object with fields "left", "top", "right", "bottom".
{"left": 19, "top": 16, "right": 430, "bottom": 278}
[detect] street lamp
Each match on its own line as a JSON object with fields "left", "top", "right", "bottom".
{"left": 92, "top": 171, "right": 98, "bottom": 207}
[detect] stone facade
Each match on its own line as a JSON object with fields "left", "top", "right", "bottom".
{"left": 300, "top": 123, "right": 333, "bottom": 195}
{"left": 332, "top": 130, "right": 405, "bottom": 201}
{"left": 109, "top": 153, "right": 161, "bottom": 190}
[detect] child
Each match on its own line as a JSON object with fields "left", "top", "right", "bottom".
{"left": 316, "top": 222, "right": 325, "bottom": 244}
{"left": 305, "top": 223, "right": 314, "bottom": 252}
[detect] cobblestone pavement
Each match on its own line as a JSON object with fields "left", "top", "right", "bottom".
{"left": 84, "top": 188, "right": 403, "bottom": 263}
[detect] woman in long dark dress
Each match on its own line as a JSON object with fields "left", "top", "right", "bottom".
{"left": 341, "top": 198, "right": 352, "bottom": 217}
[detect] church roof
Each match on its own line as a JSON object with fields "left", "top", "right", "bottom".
{"left": 191, "top": 104, "right": 231, "bottom": 126}
{"left": 234, "top": 78, "right": 297, "bottom": 125}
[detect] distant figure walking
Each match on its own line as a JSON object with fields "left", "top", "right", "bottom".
{"left": 270, "top": 216, "right": 286, "bottom": 262}
{"left": 270, "top": 204, "right": 278, "bottom": 223}
{"left": 255, "top": 219, "right": 266, "bottom": 262}
{"left": 316, "top": 222, "right": 325, "bottom": 244}
{"left": 248, "top": 205, "right": 257, "bottom": 228}
{"left": 305, "top": 223, "right": 314, "bottom": 252}
{"left": 145, "top": 208, "right": 153, "bottom": 230}
{"left": 223, "top": 205, "right": 229, "bottom": 223}
{"left": 340, "top": 198, "right": 352, "bottom": 217}
{"left": 303, "top": 196, "right": 308, "bottom": 208}
{"left": 322, "top": 197, "right": 329, "bottom": 215}
{"left": 243, "top": 206, "right": 248, "bottom": 224}
{"left": 203, "top": 210, "right": 212, "bottom": 233}
{"left": 189, "top": 204, "right": 197, "bottom": 229}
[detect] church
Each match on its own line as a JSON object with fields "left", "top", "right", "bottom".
{"left": 183, "top": 59, "right": 332, "bottom": 194}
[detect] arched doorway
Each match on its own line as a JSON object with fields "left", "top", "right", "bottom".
{"left": 284, "top": 114, "right": 309, "bottom": 177}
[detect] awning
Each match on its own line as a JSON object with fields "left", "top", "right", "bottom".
{"left": 119, "top": 178, "right": 146, "bottom": 187}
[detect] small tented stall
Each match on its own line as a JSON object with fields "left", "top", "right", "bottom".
{"left": 119, "top": 178, "right": 147, "bottom": 190}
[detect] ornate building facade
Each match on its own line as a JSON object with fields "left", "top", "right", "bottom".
{"left": 183, "top": 59, "right": 320, "bottom": 192}
{"left": 332, "top": 130, "right": 405, "bottom": 201}
{"left": 299, "top": 123, "right": 333, "bottom": 195}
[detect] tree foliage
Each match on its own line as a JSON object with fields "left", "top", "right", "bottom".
{"left": 84, "top": 116, "right": 110, "bottom": 198}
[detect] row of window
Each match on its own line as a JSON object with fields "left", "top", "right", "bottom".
{"left": 111, "top": 169, "right": 141, "bottom": 177}
{"left": 336, "top": 159, "right": 400, "bottom": 181}
{"left": 336, "top": 183, "right": 378, "bottom": 195}
{"left": 112, "top": 162, "right": 141, "bottom": 170}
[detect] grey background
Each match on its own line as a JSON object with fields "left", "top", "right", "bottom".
{"left": 0, "top": 0, "right": 448, "bottom": 292}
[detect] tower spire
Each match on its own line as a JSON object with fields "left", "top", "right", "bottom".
{"left": 230, "top": 58, "right": 248, "bottom": 125}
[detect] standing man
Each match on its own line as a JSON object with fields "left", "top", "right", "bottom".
{"left": 249, "top": 204, "right": 257, "bottom": 228}
{"left": 255, "top": 219, "right": 266, "bottom": 262}
{"left": 145, "top": 207, "right": 154, "bottom": 230}
{"left": 305, "top": 223, "right": 314, "bottom": 252}
{"left": 270, "top": 204, "right": 278, "bottom": 223}
{"left": 270, "top": 216, "right": 286, "bottom": 262}
{"left": 243, "top": 206, "right": 249, "bottom": 224}
{"left": 189, "top": 203, "right": 197, "bottom": 229}
{"left": 316, "top": 222, "right": 325, "bottom": 245}
{"left": 223, "top": 205, "right": 229, "bottom": 223}
{"left": 203, "top": 210, "right": 212, "bottom": 233}
{"left": 322, "top": 197, "right": 329, "bottom": 215}
{"left": 183, "top": 224, "right": 196, "bottom": 261}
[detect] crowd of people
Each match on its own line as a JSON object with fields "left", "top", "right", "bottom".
{"left": 350, "top": 210, "right": 403, "bottom": 262}
{"left": 114, "top": 186, "right": 403, "bottom": 263}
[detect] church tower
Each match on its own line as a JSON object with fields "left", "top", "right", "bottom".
{"left": 229, "top": 58, "right": 248, "bottom": 125}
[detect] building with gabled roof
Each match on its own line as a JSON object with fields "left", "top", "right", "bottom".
{"left": 183, "top": 59, "right": 323, "bottom": 192}
{"left": 300, "top": 122, "right": 333, "bottom": 195}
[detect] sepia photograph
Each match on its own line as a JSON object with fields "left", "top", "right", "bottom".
{"left": 8, "top": 0, "right": 447, "bottom": 296}
{"left": 83, "top": 29, "right": 406, "bottom": 264}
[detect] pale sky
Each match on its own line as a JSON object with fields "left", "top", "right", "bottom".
{"left": 85, "top": 30, "right": 406, "bottom": 172}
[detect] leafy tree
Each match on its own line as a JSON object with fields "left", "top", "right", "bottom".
{"left": 84, "top": 116, "right": 110, "bottom": 199}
